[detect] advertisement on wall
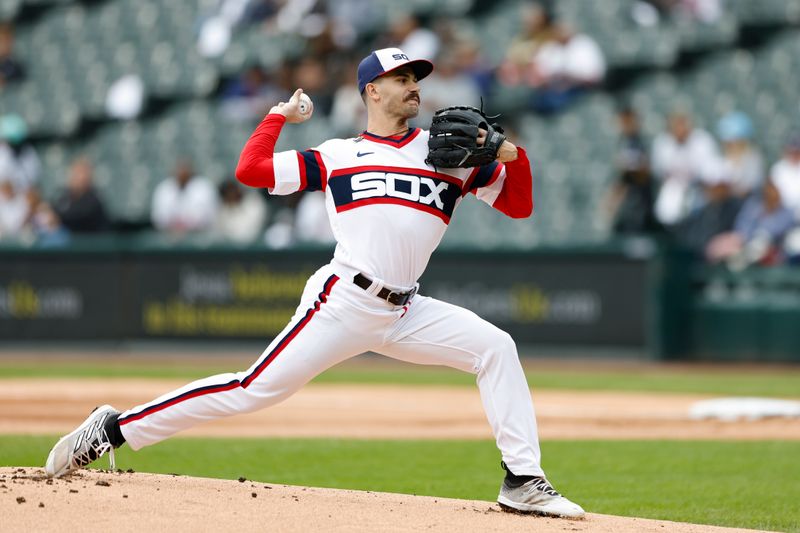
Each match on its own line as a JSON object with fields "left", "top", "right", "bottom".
{"left": 0, "top": 259, "right": 123, "bottom": 339}
{"left": 0, "top": 251, "right": 647, "bottom": 346}
{"left": 133, "top": 261, "right": 320, "bottom": 339}
{"left": 422, "top": 254, "right": 646, "bottom": 346}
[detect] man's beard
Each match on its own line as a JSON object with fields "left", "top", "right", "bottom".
{"left": 389, "top": 95, "right": 420, "bottom": 119}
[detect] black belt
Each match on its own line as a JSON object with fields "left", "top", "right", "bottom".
{"left": 353, "top": 273, "right": 417, "bottom": 306}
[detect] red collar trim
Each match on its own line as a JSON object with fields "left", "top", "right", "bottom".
{"left": 360, "top": 128, "right": 420, "bottom": 147}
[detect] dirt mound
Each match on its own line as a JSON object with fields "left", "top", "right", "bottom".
{"left": 0, "top": 467, "right": 763, "bottom": 532}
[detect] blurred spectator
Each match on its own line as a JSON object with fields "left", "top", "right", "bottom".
{"left": 305, "top": 17, "right": 338, "bottom": 59}
{"left": 0, "top": 178, "right": 27, "bottom": 239}
{"left": 770, "top": 133, "right": 800, "bottom": 220}
{"left": 672, "top": 174, "right": 743, "bottom": 255}
{"left": 712, "top": 111, "right": 764, "bottom": 198}
{"left": 241, "top": 0, "right": 281, "bottom": 25}
{"left": 733, "top": 181, "right": 794, "bottom": 244}
{"left": 528, "top": 24, "right": 606, "bottom": 114}
{"left": 196, "top": 0, "right": 282, "bottom": 58}
{"left": 330, "top": 58, "right": 367, "bottom": 137}
{"left": 294, "top": 191, "right": 334, "bottom": 245}
{"left": 783, "top": 227, "right": 800, "bottom": 264}
{"left": 263, "top": 205, "right": 296, "bottom": 249}
{"left": 273, "top": 0, "right": 329, "bottom": 42}
{"left": 262, "top": 191, "right": 306, "bottom": 249}
{"left": 151, "top": 159, "right": 219, "bottom": 235}
{"left": 652, "top": 111, "right": 720, "bottom": 226}
{"left": 453, "top": 38, "right": 494, "bottom": 99}
{"left": 607, "top": 106, "right": 660, "bottom": 235}
{"left": 214, "top": 179, "right": 268, "bottom": 244}
{"left": 630, "top": 0, "right": 723, "bottom": 26}
{"left": 327, "top": 0, "right": 382, "bottom": 49}
{"left": 416, "top": 51, "right": 481, "bottom": 126}
{"left": 206, "top": 0, "right": 279, "bottom": 28}
{"left": 677, "top": 0, "right": 723, "bottom": 23}
{"left": 220, "top": 65, "right": 286, "bottom": 122}
{"left": 292, "top": 57, "right": 333, "bottom": 115}
{"left": 53, "top": 157, "right": 110, "bottom": 233}
{"left": 498, "top": 3, "right": 558, "bottom": 87}
{"left": 705, "top": 181, "right": 794, "bottom": 266}
{"left": 269, "top": 61, "right": 298, "bottom": 107}
{"left": 0, "top": 23, "right": 25, "bottom": 86}
{"left": 24, "top": 187, "right": 69, "bottom": 247}
{"left": 0, "top": 114, "right": 40, "bottom": 192}
{"left": 389, "top": 14, "right": 440, "bottom": 61}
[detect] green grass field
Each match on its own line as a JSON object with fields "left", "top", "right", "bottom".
{"left": 1, "top": 357, "right": 798, "bottom": 530}
{"left": 1, "top": 357, "right": 799, "bottom": 397}
{"left": 1, "top": 436, "right": 797, "bottom": 532}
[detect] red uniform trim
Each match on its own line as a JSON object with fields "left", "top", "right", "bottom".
{"left": 336, "top": 197, "right": 450, "bottom": 224}
{"left": 118, "top": 381, "right": 241, "bottom": 426}
{"left": 242, "top": 273, "right": 338, "bottom": 387}
{"left": 296, "top": 151, "right": 308, "bottom": 192}
{"left": 360, "top": 128, "right": 421, "bottom": 147}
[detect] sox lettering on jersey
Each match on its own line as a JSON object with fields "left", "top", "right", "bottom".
{"left": 352, "top": 173, "right": 449, "bottom": 208}
{"left": 329, "top": 167, "right": 461, "bottom": 223}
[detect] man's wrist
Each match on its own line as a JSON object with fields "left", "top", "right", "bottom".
{"left": 497, "top": 140, "right": 519, "bottom": 163}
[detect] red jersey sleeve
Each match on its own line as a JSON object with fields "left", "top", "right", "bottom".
{"left": 235, "top": 114, "right": 328, "bottom": 194}
{"left": 466, "top": 147, "right": 534, "bottom": 219}
{"left": 234, "top": 113, "right": 285, "bottom": 189}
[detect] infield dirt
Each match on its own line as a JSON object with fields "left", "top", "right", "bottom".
{"left": 0, "top": 467, "right": 766, "bottom": 533}
{"left": 1, "top": 378, "right": 798, "bottom": 440}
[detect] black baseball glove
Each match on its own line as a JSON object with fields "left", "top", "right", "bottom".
{"left": 426, "top": 105, "right": 506, "bottom": 168}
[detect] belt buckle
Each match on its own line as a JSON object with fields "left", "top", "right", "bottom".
{"left": 386, "top": 290, "right": 402, "bottom": 306}
{"left": 389, "top": 286, "right": 417, "bottom": 306}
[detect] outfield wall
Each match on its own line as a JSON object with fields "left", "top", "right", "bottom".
{"left": 1, "top": 238, "right": 798, "bottom": 362}
{"left": 0, "top": 238, "right": 650, "bottom": 348}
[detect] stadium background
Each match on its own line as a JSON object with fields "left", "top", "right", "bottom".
{"left": 2, "top": 0, "right": 800, "bottom": 359}
{"left": 1, "top": 2, "right": 800, "bottom": 531}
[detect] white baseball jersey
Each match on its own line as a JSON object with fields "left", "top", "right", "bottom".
{"left": 270, "top": 128, "right": 508, "bottom": 288}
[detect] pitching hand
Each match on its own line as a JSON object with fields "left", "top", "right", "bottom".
{"left": 270, "top": 88, "right": 313, "bottom": 124}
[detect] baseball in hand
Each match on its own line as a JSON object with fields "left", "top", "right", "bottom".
{"left": 298, "top": 93, "right": 312, "bottom": 115}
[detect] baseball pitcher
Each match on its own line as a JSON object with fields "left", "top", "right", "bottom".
{"left": 45, "top": 48, "right": 584, "bottom": 519}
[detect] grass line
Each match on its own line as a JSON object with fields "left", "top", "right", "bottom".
{"left": 1, "top": 361, "right": 798, "bottom": 397}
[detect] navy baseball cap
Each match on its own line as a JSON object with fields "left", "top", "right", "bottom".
{"left": 357, "top": 47, "right": 434, "bottom": 94}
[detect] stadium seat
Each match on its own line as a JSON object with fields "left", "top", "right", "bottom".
{"left": 11, "top": 0, "right": 799, "bottom": 246}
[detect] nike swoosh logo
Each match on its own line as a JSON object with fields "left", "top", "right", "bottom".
{"left": 356, "top": 151, "right": 374, "bottom": 157}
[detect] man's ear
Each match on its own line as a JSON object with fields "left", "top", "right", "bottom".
{"left": 365, "top": 82, "right": 380, "bottom": 103}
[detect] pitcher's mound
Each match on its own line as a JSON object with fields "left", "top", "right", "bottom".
{"left": 0, "top": 467, "right": 758, "bottom": 532}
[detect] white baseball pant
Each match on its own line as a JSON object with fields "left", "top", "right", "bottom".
{"left": 118, "top": 262, "right": 544, "bottom": 476}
